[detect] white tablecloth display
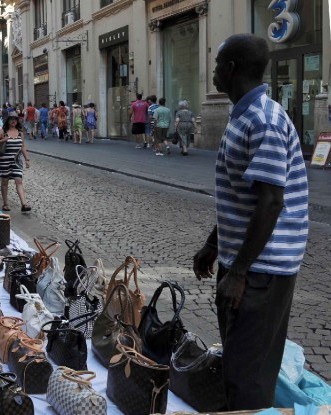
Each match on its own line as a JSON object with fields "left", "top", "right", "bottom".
{"left": 0, "top": 230, "right": 196, "bottom": 415}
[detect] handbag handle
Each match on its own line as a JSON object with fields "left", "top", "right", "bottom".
{"left": 15, "top": 284, "right": 42, "bottom": 303}
{"left": 65, "top": 239, "right": 82, "bottom": 254}
{"left": 19, "top": 338, "right": 44, "bottom": 353}
{"left": 0, "top": 316, "right": 24, "bottom": 330}
{"left": 110, "top": 256, "right": 141, "bottom": 293}
{"left": 0, "top": 372, "right": 17, "bottom": 385}
{"left": 60, "top": 367, "right": 96, "bottom": 386}
{"left": 171, "top": 333, "right": 211, "bottom": 371}
{"left": 34, "top": 238, "right": 60, "bottom": 258}
{"left": 75, "top": 265, "right": 98, "bottom": 293}
{"left": 41, "top": 311, "right": 98, "bottom": 333}
{"left": 95, "top": 258, "right": 107, "bottom": 279}
{"left": 105, "top": 283, "right": 136, "bottom": 326}
{"left": 3, "top": 254, "right": 30, "bottom": 264}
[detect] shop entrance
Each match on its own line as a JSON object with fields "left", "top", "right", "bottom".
{"left": 267, "top": 46, "right": 322, "bottom": 157}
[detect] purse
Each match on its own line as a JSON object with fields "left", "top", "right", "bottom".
{"left": 63, "top": 239, "right": 86, "bottom": 297}
{"left": 172, "top": 130, "right": 181, "bottom": 145}
{"left": 41, "top": 314, "right": 94, "bottom": 370}
{"left": 0, "top": 141, "right": 6, "bottom": 155}
{"left": 16, "top": 284, "right": 53, "bottom": 338}
{"left": 9, "top": 268, "right": 38, "bottom": 312}
{"left": 47, "top": 367, "right": 107, "bottom": 415}
{"left": 0, "top": 372, "right": 34, "bottom": 415}
{"left": 106, "top": 255, "right": 145, "bottom": 326}
{"left": 0, "top": 214, "right": 10, "bottom": 249}
{"left": 8, "top": 338, "right": 53, "bottom": 394}
{"left": 107, "top": 338, "right": 169, "bottom": 415}
{"left": 36, "top": 256, "right": 66, "bottom": 314}
{"left": 31, "top": 238, "right": 60, "bottom": 277}
{"left": 0, "top": 317, "right": 28, "bottom": 363}
{"left": 169, "top": 332, "right": 226, "bottom": 412}
{"left": 92, "top": 283, "right": 142, "bottom": 367}
{"left": 138, "top": 280, "right": 186, "bottom": 365}
{"left": 3, "top": 254, "right": 30, "bottom": 293}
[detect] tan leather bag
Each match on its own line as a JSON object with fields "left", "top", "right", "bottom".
{"left": 31, "top": 238, "right": 61, "bottom": 277}
{"left": 106, "top": 256, "right": 145, "bottom": 326}
{"left": 0, "top": 317, "right": 28, "bottom": 363}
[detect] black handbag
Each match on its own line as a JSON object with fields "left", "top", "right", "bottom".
{"left": 138, "top": 281, "right": 186, "bottom": 365}
{"left": 63, "top": 240, "right": 86, "bottom": 297}
{"left": 3, "top": 255, "right": 30, "bottom": 293}
{"left": 107, "top": 338, "right": 169, "bottom": 415}
{"left": 92, "top": 283, "right": 142, "bottom": 368}
{"left": 41, "top": 313, "right": 95, "bottom": 371}
{"left": 9, "top": 268, "right": 38, "bottom": 312}
{"left": 8, "top": 338, "right": 53, "bottom": 395}
{"left": 172, "top": 131, "right": 180, "bottom": 145}
{"left": 0, "top": 372, "right": 34, "bottom": 415}
{"left": 169, "top": 332, "right": 226, "bottom": 412}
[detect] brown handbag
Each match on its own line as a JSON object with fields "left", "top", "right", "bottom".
{"left": 106, "top": 256, "right": 145, "bottom": 325}
{"left": 31, "top": 238, "right": 61, "bottom": 277}
{"left": 0, "top": 317, "right": 28, "bottom": 363}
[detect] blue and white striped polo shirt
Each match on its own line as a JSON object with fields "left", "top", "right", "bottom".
{"left": 215, "top": 84, "right": 308, "bottom": 275}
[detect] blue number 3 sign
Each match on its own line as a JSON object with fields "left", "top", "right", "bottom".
{"left": 268, "top": 0, "right": 300, "bottom": 43}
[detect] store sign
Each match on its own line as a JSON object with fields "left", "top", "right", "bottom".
{"left": 34, "top": 73, "right": 49, "bottom": 85}
{"left": 148, "top": 0, "right": 201, "bottom": 20}
{"left": 99, "top": 25, "right": 128, "bottom": 50}
{"left": 267, "top": 0, "right": 300, "bottom": 43}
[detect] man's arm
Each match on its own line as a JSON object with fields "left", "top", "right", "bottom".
{"left": 218, "top": 180, "right": 284, "bottom": 308}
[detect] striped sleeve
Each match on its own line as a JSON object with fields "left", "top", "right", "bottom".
{"left": 242, "top": 124, "right": 288, "bottom": 188}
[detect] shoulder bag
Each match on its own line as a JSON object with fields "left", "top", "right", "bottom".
{"left": 107, "top": 337, "right": 169, "bottom": 415}
{"left": 16, "top": 284, "right": 53, "bottom": 338}
{"left": 41, "top": 314, "right": 95, "bottom": 370}
{"left": 9, "top": 267, "right": 38, "bottom": 312}
{"left": 31, "top": 238, "right": 60, "bottom": 277}
{"left": 63, "top": 239, "right": 86, "bottom": 297}
{"left": 92, "top": 283, "right": 142, "bottom": 367}
{"left": 0, "top": 317, "right": 28, "bottom": 363}
{"left": 65, "top": 265, "right": 103, "bottom": 338}
{"left": 36, "top": 256, "right": 66, "bottom": 315}
{"left": 47, "top": 367, "right": 107, "bottom": 415}
{"left": 138, "top": 280, "right": 186, "bottom": 365}
{"left": 0, "top": 372, "right": 34, "bottom": 415}
{"left": 169, "top": 332, "right": 226, "bottom": 412}
{"left": 106, "top": 255, "right": 145, "bottom": 326}
{"left": 3, "top": 254, "right": 30, "bottom": 293}
{"left": 8, "top": 338, "right": 53, "bottom": 395}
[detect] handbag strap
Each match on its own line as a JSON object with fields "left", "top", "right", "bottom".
{"left": 41, "top": 311, "right": 98, "bottom": 333}
{"left": 75, "top": 265, "right": 98, "bottom": 293}
{"left": 114, "top": 341, "right": 168, "bottom": 369}
{"left": 0, "top": 316, "right": 24, "bottom": 330}
{"left": 3, "top": 254, "right": 30, "bottom": 264}
{"left": 65, "top": 239, "right": 82, "bottom": 254}
{"left": 171, "top": 332, "right": 210, "bottom": 371}
{"left": 19, "top": 338, "right": 44, "bottom": 352}
{"left": 110, "top": 256, "right": 141, "bottom": 291}
{"left": 95, "top": 258, "right": 107, "bottom": 279}
{"left": 34, "top": 238, "right": 60, "bottom": 258}
{"left": 60, "top": 367, "right": 96, "bottom": 386}
{"left": 15, "top": 284, "right": 42, "bottom": 303}
{"left": 0, "top": 372, "right": 17, "bottom": 385}
{"left": 105, "top": 283, "right": 136, "bottom": 326}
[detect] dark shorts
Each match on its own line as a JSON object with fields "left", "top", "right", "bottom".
{"left": 132, "top": 122, "right": 145, "bottom": 135}
{"left": 154, "top": 127, "right": 168, "bottom": 143}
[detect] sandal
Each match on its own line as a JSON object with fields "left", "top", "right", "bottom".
{"left": 2, "top": 205, "right": 10, "bottom": 211}
{"left": 21, "top": 204, "right": 31, "bottom": 212}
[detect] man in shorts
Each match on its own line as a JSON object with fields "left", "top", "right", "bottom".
{"left": 24, "top": 102, "right": 37, "bottom": 139}
{"left": 129, "top": 93, "right": 149, "bottom": 149}
{"left": 153, "top": 98, "right": 171, "bottom": 156}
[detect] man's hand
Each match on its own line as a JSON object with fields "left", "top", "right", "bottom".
{"left": 216, "top": 269, "right": 246, "bottom": 309}
{"left": 193, "top": 244, "right": 218, "bottom": 281}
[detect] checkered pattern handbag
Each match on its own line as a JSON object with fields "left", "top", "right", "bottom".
{"left": 0, "top": 372, "right": 34, "bottom": 415}
{"left": 46, "top": 367, "right": 107, "bottom": 415}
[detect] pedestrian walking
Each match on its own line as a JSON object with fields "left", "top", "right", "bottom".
{"left": 2, "top": 104, "right": 8, "bottom": 125}
{"left": 39, "top": 103, "right": 49, "bottom": 139}
{"left": 175, "top": 100, "right": 196, "bottom": 156}
{"left": 24, "top": 102, "right": 37, "bottom": 139}
{"left": 34, "top": 106, "right": 40, "bottom": 138}
{"left": 15, "top": 103, "right": 24, "bottom": 125}
{"left": 84, "top": 103, "right": 98, "bottom": 144}
{"left": 58, "top": 101, "right": 68, "bottom": 141}
{"left": 153, "top": 98, "right": 171, "bottom": 156}
{"left": 129, "top": 93, "right": 149, "bottom": 149}
{"left": 50, "top": 104, "right": 59, "bottom": 137}
{"left": 0, "top": 113, "right": 31, "bottom": 212}
{"left": 146, "top": 95, "right": 159, "bottom": 148}
{"left": 193, "top": 34, "right": 308, "bottom": 411}
{"left": 72, "top": 103, "right": 83, "bottom": 144}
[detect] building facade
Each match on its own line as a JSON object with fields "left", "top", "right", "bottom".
{"left": 1, "top": 0, "right": 331, "bottom": 152}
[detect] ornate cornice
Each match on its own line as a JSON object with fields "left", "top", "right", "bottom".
{"left": 30, "top": 34, "right": 50, "bottom": 50}
{"left": 56, "top": 19, "right": 84, "bottom": 38}
{"left": 92, "top": 0, "right": 133, "bottom": 21}
{"left": 14, "top": 0, "right": 30, "bottom": 12}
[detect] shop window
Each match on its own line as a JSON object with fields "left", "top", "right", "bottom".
{"left": 66, "top": 46, "right": 82, "bottom": 107}
{"left": 17, "top": 65, "right": 23, "bottom": 103}
{"left": 33, "top": 0, "right": 47, "bottom": 41}
{"left": 100, "top": 0, "right": 113, "bottom": 7}
{"left": 62, "top": 0, "right": 80, "bottom": 26}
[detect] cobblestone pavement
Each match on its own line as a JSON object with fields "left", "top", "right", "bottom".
{"left": 8, "top": 153, "right": 331, "bottom": 383}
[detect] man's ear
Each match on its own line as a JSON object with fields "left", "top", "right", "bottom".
{"left": 228, "top": 61, "right": 235, "bottom": 75}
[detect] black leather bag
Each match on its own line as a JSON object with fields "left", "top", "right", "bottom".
{"left": 107, "top": 339, "right": 169, "bottom": 415}
{"left": 92, "top": 283, "right": 142, "bottom": 368}
{"left": 3, "top": 255, "right": 30, "bottom": 293}
{"left": 0, "top": 372, "right": 34, "bottom": 415}
{"left": 8, "top": 338, "right": 53, "bottom": 395}
{"left": 169, "top": 332, "right": 226, "bottom": 412}
{"left": 9, "top": 268, "right": 38, "bottom": 312}
{"left": 41, "top": 313, "right": 94, "bottom": 371}
{"left": 172, "top": 131, "right": 180, "bottom": 145}
{"left": 138, "top": 281, "right": 186, "bottom": 365}
{"left": 63, "top": 240, "right": 86, "bottom": 297}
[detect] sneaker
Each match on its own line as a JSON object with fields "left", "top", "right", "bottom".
{"left": 166, "top": 146, "right": 170, "bottom": 155}
{"left": 147, "top": 143, "right": 151, "bottom": 148}
{"left": 156, "top": 152, "right": 164, "bottom": 156}
{"left": 143, "top": 142, "right": 147, "bottom": 148}
{"left": 135, "top": 145, "right": 142, "bottom": 149}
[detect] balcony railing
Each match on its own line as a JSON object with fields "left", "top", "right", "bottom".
{"left": 62, "top": 4, "right": 80, "bottom": 28}
{"left": 33, "top": 23, "right": 47, "bottom": 41}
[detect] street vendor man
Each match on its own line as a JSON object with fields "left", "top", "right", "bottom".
{"left": 193, "top": 34, "right": 308, "bottom": 411}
